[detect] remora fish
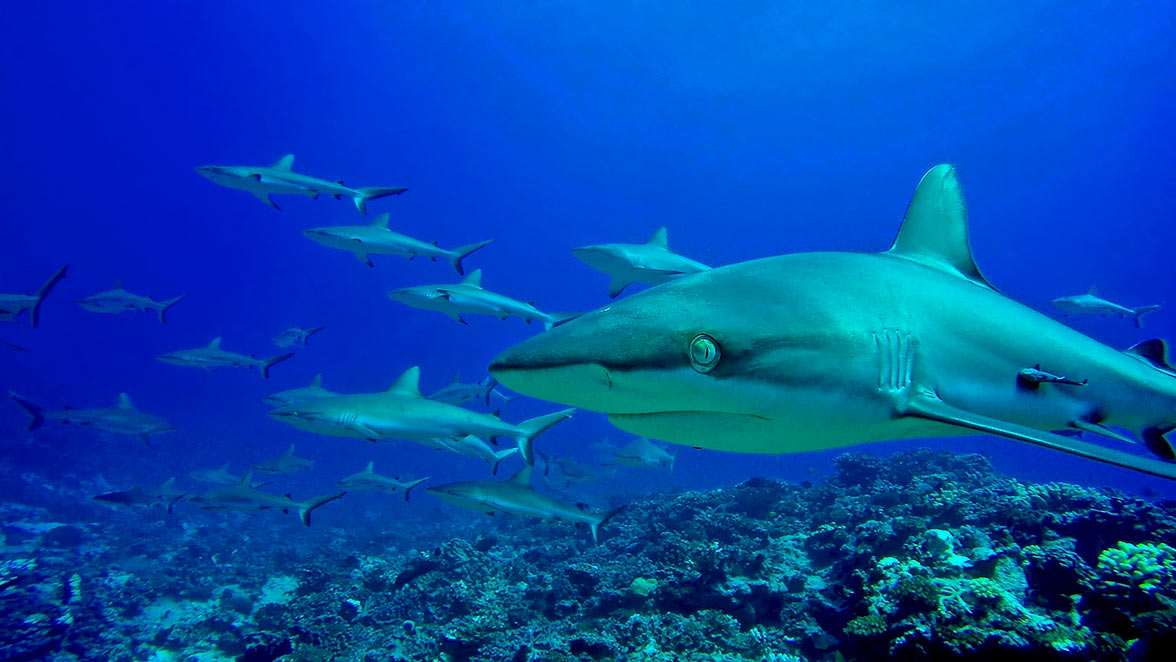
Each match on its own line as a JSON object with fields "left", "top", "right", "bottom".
{"left": 602, "top": 437, "right": 679, "bottom": 471}
{"left": 9, "top": 392, "right": 175, "bottom": 445}
{"left": 157, "top": 337, "right": 293, "bottom": 378}
{"left": 75, "top": 280, "right": 183, "bottom": 323}
{"left": 388, "top": 270, "right": 575, "bottom": 330}
{"left": 336, "top": 462, "right": 429, "bottom": 501}
{"left": 490, "top": 164, "right": 1176, "bottom": 480}
{"left": 573, "top": 227, "right": 710, "bottom": 298}
{"left": 93, "top": 477, "right": 186, "bottom": 514}
{"left": 273, "top": 326, "right": 325, "bottom": 348}
{"left": 429, "top": 372, "right": 511, "bottom": 408}
{"left": 427, "top": 466, "right": 624, "bottom": 543}
{"left": 304, "top": 213, "right": 492, "bottom": 273}
{"left": 195, "top": 154, "right": 407, "bottom": 214}
{"left": 0, "top": 265, "right": 68, "bottom": 328}
{"left": 418, "top": 435, "right": 519, "bottom": 475}
{"left": 264, "top": 373, "right": 338, "bottom": 408}
{"left": 253, "top": 444, "right": 314, "bottom": 475}
{"left": 1051, "top": 286, "right": 1160, "bottom": 328}
{"left": 189, "top": 472, "right": 345, "bottom": 526}
{"left": 267, "top": 366, "right": 573, "bottom": 464}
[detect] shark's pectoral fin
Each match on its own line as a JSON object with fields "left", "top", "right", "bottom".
{"left": 355, "top": 252, "right": 373, "bottom": 267}
{"left": 607, "top": 277, "right": 630, "bottom": 298}
{"left": 247, "top": 179, "right": 280, "bottom": 210}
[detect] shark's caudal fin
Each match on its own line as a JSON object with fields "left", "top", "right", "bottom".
{"left": 30, "top": 265, "right": 69, "bottom": 328}
{"left": 353, "top": 187, "right": 408, "bottom": 215}
{"left": 448, "top": 240, "right": 494, "bottom": 276}
{"left": 8, "top": 392, "right": 45, "bottom": 430}
{"left": 482, "top": 377, "right": 500, "bottom": 407}
{"left": 157, "top": 295, "right": 184, "bottom": 324}
{"left": 514, "top": 408, "right": 576, "bottom": 465}
{"left": 590, "top": 505, "right": 626, "bottom": 545}
{"left": 259, "top": 353, "right": 295, "bottom": 379}
{"left": 1132, "top": 305, "right": 1161, "bottom": 328}
{"left": 668, "top": 447, "right": 681, "bottom": 474}
{"left": 543, "top": 312, "right": 580, "bottom": 332}
{"left": 400, "top": 477, "right": 429, "bottom": 502}
{"left": 491, "top": 448, "right": 518, "bottom": 475}
{"left": 305, "top": 326, "right": 326, "bottom": 342}
{"left": 298, "top": 492, "right": 346, "bottom": 526}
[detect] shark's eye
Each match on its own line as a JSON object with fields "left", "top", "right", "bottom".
{"left": 688, "top": 334, "right": 721, "bottom": 373}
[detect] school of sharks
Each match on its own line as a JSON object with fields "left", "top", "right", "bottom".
{"left": 3, "top": 157, "right": 1173, "bottom": 542}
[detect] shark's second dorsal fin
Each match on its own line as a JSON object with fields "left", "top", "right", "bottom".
{"left": 648, "top": 227, "right": 668, "bottom": 249}
{"left": 273, "top": 154, "right": 295, "bottom": 171}
{"left": 116, "top": 393, "right": 134, "bottom": 409}
{"left": 209, "top": 337, "right": 222, "bottom": 349}
{"left": 284, "top": 444, "right": 295, "bottom": 456}
{"left": 461, "top": 269, "right": 483, "bottom": 288}
{"left": 387, "top": 366, "right": 422, "bottom": 397}
{"left": 371, "top": 213, "right": 390, "bottom": 229}
{"left": 364, "top": 461, "right": 374, "bottom": 473}
{"left": 238, "top": 471, "right": 253, "bottom": 487}
{"left": 1126, "top": 339, "right": 1176, "bottom": 375}
{"left": 310, "top": 373, "right": 323, "bottom": 387}
{"left": 508, "top": 465, "right": 532, "bottom": 485}
{"left": 886, "top": 164, "right": 994, "bottom": 291}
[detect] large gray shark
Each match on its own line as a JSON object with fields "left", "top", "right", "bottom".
{"left": 489, "top": 165, "right": 1176, "bottom": 481}
{"left": 304, "top": 213, "right": 492, "bottom": 273}
{"left": 388, "top": 270, "right": 572, "bottom": 329}
{"left": 75, "top": 280, "right": 183, "bottom": 324}
{"left": 189, "top": 472, "right": 344, "bottom": 526}
{"left": 429, "top": 372, "right": 511, "bottom": 408}
{"left": 336, "top": 462, "right": 429, "bottom": 501}
{"left": 0, "top": 265, "right": 68, "bottom": 328}
{"left": 263, "top": 373, "right": 339, "bottom": 408}
{"left": 601, "top": 437, "right": 679, "bottom": 471}
{"left": 253, "top": 444, "right": 314, "bottom": 475}
{"left": 273, "top": 326, "right": 325, "bottom": 348}
{"left": 9, "top": 392, "right": 175, "bottom": 445}
{"left": 93, "top": 477, "right": 186, "bottom": 514}
{"left": 427, "top": 466, "right": 623, "bottom": 543}
{"left": 573, "top": 227, "right": 710, "bottom": 298}
{"left": 267, "top": 366, "right": 573, "bottom": 464}
{"left": 195, "top": 154, "right": 407, "bottom": 214}
{"left": 157, "top": 338, "right": 294, "bottom": 379}
{"left": 417, "top": 435, "right": 519, "bottom": 475}
{"left": 1051, "top": 287, "right": 1160, "bottom": 328}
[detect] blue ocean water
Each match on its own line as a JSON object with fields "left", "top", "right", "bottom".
{"left": 2, "top": 3, "right": 1176, "bottom": 658}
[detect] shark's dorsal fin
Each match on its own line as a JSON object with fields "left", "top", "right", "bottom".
{"left": 218, "top": 462, "right": 230, "bottom": 471}
{"left": 1125, "top": 339, "right": 1176, "bottom": 374}
{"left": 114, "top": 279, "right": 124, "bottom": 290}
{"left": 160, "top": 477, "right": 175, "bottom": 490}
{"left": 209, "top": 337, "right": 222, "bottom": 349}
{"left": 272, "top": 154, "right": 295, "bottom": 171}
{"left": 238, "top": 471, "right": 253, "bottom": 487}
{"left": 461, "top": 269, "right": 483, "bottom": 288}
{"left": 508, "top": 465, "right": 532, "bottom": 485}
{"left": 310, "top": 373, "right": 323, "bottom": 387}
{"left": 284, "top": 444, "right": 295, "bottom": 456}
{"left": 647, "top": 227, "right": 668, "bottom": 249}
{"left": 364, "top": 461, "right": 374, "bottom": 473}
{"left": 387, "top": 366, "right": 422, "bottom": 397}
{"left": 451, "top": 371, "right": 462, "bottom": 384}
{"left": 1088, "top": 285, "right": 1099, "bottom": 296}
{"left": 886, "top": 164, "right": 994, "bottom": 291}
{"left": 371, "top": 213, "right": 390, "bottom": 229}
{"left": 116, "top": 393, "right": 134, "bottom": 409}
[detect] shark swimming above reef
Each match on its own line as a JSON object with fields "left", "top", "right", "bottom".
{"left": 490, "top": 164, "right": 1176, "bottom": 481}
{"left": 195, "top": 154, "right": 407, "bottom": 214}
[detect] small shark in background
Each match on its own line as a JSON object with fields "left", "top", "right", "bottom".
{"left": 601, "top": 438, "right": 679, "bottom": 471}
{"left": 273, "top": 326, "right": 325, "bottom": 349}
{"left": 75, "top": 280, "right": 183, "bottom": 324}
{"left": 336, "top": 462, "right": 429, "bottom": 501}
{"left": 428, "top": 373, "right": 512, "bottom": 408}
{"left": 304, "top": 213, "right": 493, "bottom": 273}
{"left": 388, "top": 270, "right": 574, "bottom": 329}
{"left": 195, "top": 154, "right": 407, "bottom": 214}
{"left": 188, "top": 472, "right": 344, "bottom": 526}
{"left": 93, "top": 477, "right": 186, "bottom": 514}
{"left": 264, "top": 373, "right": 339, "bottom": 408}
{"left": 8, "top": 392, "right": 175, "bottom": 445}
{"left": 156, "top": 337, "right": 293, "bottom": 379}
{"left": 418, "top": 435, "right": 519, "bottom": 475}
{"left": 1051, "top": 286, "right": 1160, "bottom": 328}
{"left": 0, "top": 265, "right": 68, "bottom": 328}
{"left": 189, "top": 463, "right": 272, "bottom": 487}
{"left": 253, "top": 444, "right": 314, "bottom": 475}
{"left": 267, "top": 366, "right": 573, "bottom": 464}
{"left": 573, "top": 227, "right": 710, "bottom": 298}
{"left": 538, "top": 451, "right": 606, "bottom": 485}
{"left": 427, "top": 466, "right": 624, "bottom": 544}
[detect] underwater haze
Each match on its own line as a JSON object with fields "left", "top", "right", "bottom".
{"left": 2, "top": 2, "right": 1176, "bottom": 661}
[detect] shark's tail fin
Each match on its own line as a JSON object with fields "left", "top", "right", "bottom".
{"left": 514, "top": 408, "right": 575, "bottom": 465}
{"left": 669, "top": 447, "right": 682, "bottom": 474}
{"left": 482, "top": 377, "right": 500, "bottom": 407}
{"left": 9, "top": 392, "right": 45, "bottom": 430}
{"left": 305, "top": 325, "right": 326, "bottom": 342}
{"left": 1132, "top": 305, "right": 1161, "bottom": 328}
{"left": 590, "top": 505, "right": 626, "bottom": 545}
{"left": 298, "top": 492, "right": 345, "bottom": 526}
{"left": 448, "top": 240, "right": 494, "bottom": 276}
{"left": 157, "top": 295, "right": 184, "bottom": 324}
{"left": 30, "top": 265, "right": 68, "bottom": 328}
{"left": 259, "top": 352, "right": 295, "bottom": 379}
{"left": 400, "top": 477, "right": 429, "bottom": 502}
{"left": 491, "top": 448, "right": 518, "bottom": 476}
{"left": 354, "top": 187, "right": 408, "bottom": 215}
{"left": 542, "top": 312, "right": 581, "bottom": 332}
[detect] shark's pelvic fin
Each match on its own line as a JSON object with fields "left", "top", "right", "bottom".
{"left": 886, "top": 164, "right": 994, "bottom": 291}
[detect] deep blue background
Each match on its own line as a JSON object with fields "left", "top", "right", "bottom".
{"left": 2, "top": 1, "right": 1175, "bottom": 520}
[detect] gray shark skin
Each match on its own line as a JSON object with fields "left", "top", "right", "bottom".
{"left": 336, "top": 462, "right": 429, "bottom": 501}
{"left": 573, "top": 227, "right": 710, "bottom": 298}
{"left": 490, "top": 164, "right": 1176, "bottom": 481}
{"left": 1051, "top": 287, "right": 1160, "bottom": 328}
{"left": 601, "top": 437, "right": 679, "bottom": 471}
{"left": 273, "top": 326, "right": 325, "bottom": 348}
{"left": 304, "top": 213, "right": 492, "bottom": 273}
{"left": 93, "top": 477, "right": 186, "bottom": 514}
{"left": 428, "top": 373, "right": 511, "bottom": 408}
{"left": 9, "top": 391, "right": 175, "bottom": 445}
{"left": 195, "top": 154, "right": 407, "bottom": 214}
{"left": 427, "top": 466, "right": 623, "bottom": 543}
{"left": 268, "top": 366, "right": 573, "bottom": 465}
{"left": 0, "top": 265, "right": 68, "bottom": 328}
{"left": 188, "top": 472, "right": 344, "bottom": 526}
{"left": 76, "top": 280, "right": 183, "bottom": 324}
{"left": 253, "top": 444, "right": 314, "bottom": 475}
{"left": 264, "top": 373, "right": 339, "bottom": 408}
{"left": 388, "top": 270, "right": 574, "bottom": 330}
{"left": 157, "top": 337, "right": 293, "bottom": 379}
{"left": 417, "top": 435, "right": 519, "bottom": 475}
